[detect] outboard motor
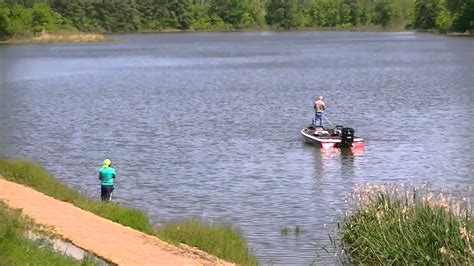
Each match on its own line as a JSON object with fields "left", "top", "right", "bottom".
{"left": 340, "top": 127, "right": 355, "bottom": 148}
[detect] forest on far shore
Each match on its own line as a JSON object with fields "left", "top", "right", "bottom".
{"left": 0, "top": 0, "right": 473, "bottom": 40}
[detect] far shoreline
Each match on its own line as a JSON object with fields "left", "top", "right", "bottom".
{"left": 0, "top": 32, "right": 115, "bottom": 45}
{"left": 1, "top": 27, "right": 471, "bottom": 45}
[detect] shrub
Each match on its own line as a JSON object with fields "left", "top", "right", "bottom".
{"left": 339, "top": 184, "right": 473, "bottom": 264}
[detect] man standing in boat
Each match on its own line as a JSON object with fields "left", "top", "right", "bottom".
{"left": 313, "top": 96, "right": 325, "bottom": 127}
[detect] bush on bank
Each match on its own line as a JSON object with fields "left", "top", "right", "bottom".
{"left": 339, "top": 184, "right": 473, "bottom": 264}
{"left": 0, "top": 158, "right": 257, "bottom": 265}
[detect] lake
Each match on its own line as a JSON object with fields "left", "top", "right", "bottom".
{"left": 0, "top": 31, "right": 473, "bottom": 265}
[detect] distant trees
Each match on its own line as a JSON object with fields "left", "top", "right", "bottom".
{"left": 0, "top": 0, "right": 69, "bottom": 40}
{"left": 265, "top": 0, "right": 302, "bottom": 29}
{"left": 0, "top": 2, "right": 11, "bottom": 39}
{"left": 414, "top": 0, "right": 474, "bottom": 33}
{"left": 0, "top": 0, "right": 472, "bottom": 40}
{"left": 264, "top": 0, "right": 418, "bottom": 30}
{"left": 31, "top": 2, "right": 57, "bottom": 32}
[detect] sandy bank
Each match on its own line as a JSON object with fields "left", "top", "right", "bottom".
{"left": 1, "top": 32, "right": 112, "bottom": 44}
{"left": 0, "top": 178, "right": 232, "bottom": 265}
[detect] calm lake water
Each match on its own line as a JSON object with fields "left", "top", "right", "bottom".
{"left": 0, "top": 32, "right": 473, "bottom": 265}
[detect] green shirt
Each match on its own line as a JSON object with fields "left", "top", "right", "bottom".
{"left": 99, "top": 167, "right": 115, "bottom": 186}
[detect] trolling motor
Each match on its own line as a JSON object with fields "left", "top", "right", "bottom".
{"left": 333, "top": 125, "right": 344, "bottom": 136}
{"left": 340, "top": 127, "right": 355, "bottom": 148}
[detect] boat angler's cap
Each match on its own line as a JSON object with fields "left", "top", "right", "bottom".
{"left": 318, "top": 96, "right": 323, "bottom": 100}
{"left": 103, "top": 159, "right": 112, "bottom": 167}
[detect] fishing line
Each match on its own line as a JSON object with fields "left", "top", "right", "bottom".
{"left": 323, "top": 114, "right": 334, "bottom": 127}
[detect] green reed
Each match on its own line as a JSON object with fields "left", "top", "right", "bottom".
{"left": 338, "top": 184, "right": 473, "bottom": 264}
{"left": 0, "top": 158, "right": 257, "bottom": 265}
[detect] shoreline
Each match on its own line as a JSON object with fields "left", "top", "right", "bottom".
{"left": 0, "top": 178, "right": 233, "bottom": 265}
{"left": 1, "top": 28, "right": 470, "bottom": 45}
{"left": 0, "top": 158, "right": 257, "bottom": 265}
{"left": 0, "top": 32, "right": 115, "bottom": 45}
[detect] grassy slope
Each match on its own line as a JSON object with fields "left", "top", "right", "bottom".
{"left": 0, "top": 158, "right": 257, "bottom": 265}
{"left": 0, "top": 201, "right": 97, "bottom": 266}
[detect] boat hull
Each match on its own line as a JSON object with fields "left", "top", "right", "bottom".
{"left": 301, "top": 127, "right": 364, "bottom": 149}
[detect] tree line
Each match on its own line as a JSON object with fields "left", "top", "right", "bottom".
{"left": 0, "top": 0, "right": 472, "bottom": 40}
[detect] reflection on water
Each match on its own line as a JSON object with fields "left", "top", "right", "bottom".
{"left": 311, "top": 146, "right": 364, "bottom": 179}
{"left": 0, "top": 32, "right": 473, "bottom": 265}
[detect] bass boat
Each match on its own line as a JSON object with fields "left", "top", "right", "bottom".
{"left": 301, "top": 125, "right": 364, "bottom": 149}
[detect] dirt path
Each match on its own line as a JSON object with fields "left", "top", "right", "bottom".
{"left": 0, "top": 178, "right": 233, "bottom": 266}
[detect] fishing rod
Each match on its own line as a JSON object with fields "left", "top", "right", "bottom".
{"left": 323, "top": 114, "right": 334, "bottom": 127}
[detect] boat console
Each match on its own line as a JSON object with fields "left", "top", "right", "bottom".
{"left": 313, "top": 126, "right": 330, "bottom": 136}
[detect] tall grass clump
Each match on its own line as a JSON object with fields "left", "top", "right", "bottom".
{"left": 0, "top": 158, "right": 152, "bottom": 233}
{"left": 156, "top": 219, "right": 258, "bottom": 266}
{"left": 338, "top": 183, "right": 473, "bottom": 264}
{"left": 0, "top": 201, "right": 96, "bottom": 265}
{"left": 0, "top": 158, "right": 257, "bottom": 264}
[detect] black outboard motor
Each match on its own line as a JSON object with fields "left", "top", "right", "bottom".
{"left": 340, "top": 127, "right": 355, "bottom": 148}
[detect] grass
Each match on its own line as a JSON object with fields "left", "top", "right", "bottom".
{"left": 0, "top": 201, "right": 97, "bottom": 265}
{"left": 157, "top": 219, "right": 258, "bottom": 265}
{"left": 0, "top": 158, "right": 153, "bottom": 234}
{"left": 337, "top": 184, "right": 473, "bottom": 264}
{"left": 0, "top": 157, "right": 257, "bottom": 265}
